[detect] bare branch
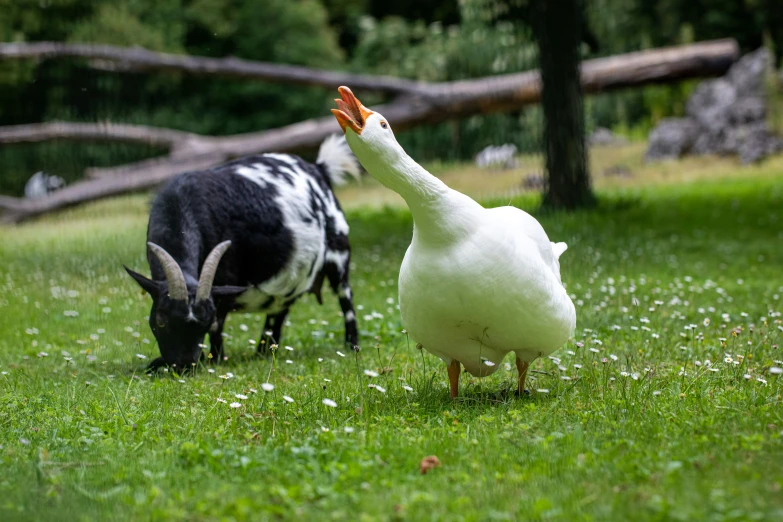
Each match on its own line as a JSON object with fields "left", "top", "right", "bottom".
{"left": 0, "top": 121, "right": 198, "bottom": 147}
{"left": 0, "top": 41, "right": 425, "bottom": 95}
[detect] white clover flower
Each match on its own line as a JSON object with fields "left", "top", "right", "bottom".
{"left": 235, "top": 394, "right": 248, "bottom": 400}
{"left": 261, "top": 383, "right": 274, "bottom": 392}
{"left": 536, "top": 389, "right": 550, "bottom": 394}
{"left": 216, "top": 398, "right": 227, "bottom": 404}
{"left": 283, "top": 395, "right": 294, "bottom": 403}
{"left": 344, "top": 426, "right": 355, "bottom": 433}
{"left": 229, "top": 402, "right": 242, "bottom": 408}
{"left": 135, "top": 354, "right": 147, "bottom": 360}
{"left": 402, "top": 385, "right": 413, "bottom": 392}
{"left": 322, "top": 398, "right": 337, "bottom": 408}
{"left": 364, "top": 369, "right": 379, "bottom": 377}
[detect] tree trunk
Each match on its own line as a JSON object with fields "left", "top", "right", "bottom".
{"left": 532, "top": 0, "right": 595, "bottom": 210}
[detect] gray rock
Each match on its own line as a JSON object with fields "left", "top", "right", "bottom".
{"left": 522, "top": 173, "right": 545, "bottom": 190}
{"left": 647, "top": 47, "right": 781, "bottom": 163}
{"left": 603, "top": 164, "right": 633, "bottom": 178}
{"left": 475, "top": 144, "right": 518, "bottom": 170}
{"left": 735, "top": 123, "right": 783, "bottom": 164}
{"left": 645, "top": 118, "right": 699, "bottom": 160}
{"left": 728, "top": 96, "right": 766, "bottom": 125}
{"left": 589, "top": 127, "right": 628, "bottom": 147}
{"left": 686, "top": 78, "right": 737, "bottom": 129}
{"left": 726, "top": 48, "right": 770, "bottom": 96}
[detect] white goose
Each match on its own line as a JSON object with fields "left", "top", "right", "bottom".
{"left": 332, "top": 87, "right": 576, "bottom": 398}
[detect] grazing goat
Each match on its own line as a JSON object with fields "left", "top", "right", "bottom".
{"left": 124, "top": 135, "right": 360, "bottom": 371}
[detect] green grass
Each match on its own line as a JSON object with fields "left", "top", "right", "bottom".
{"left": 1, "top": 169, "right": 783, "bottom": 521}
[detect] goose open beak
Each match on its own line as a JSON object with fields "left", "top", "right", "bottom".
{"left": 331, "top": 86, "right": 372, "bottom": 135}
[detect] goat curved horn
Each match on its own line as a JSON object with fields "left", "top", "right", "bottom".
{"left": 196, "top": 240, "right": 232, "bottom": 302}
{"left": 147, "top": 242, "right": 189, "bottom": 301}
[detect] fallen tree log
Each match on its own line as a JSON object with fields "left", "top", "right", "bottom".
{"left": 0, "top": 39, "right": 739, "bottom": 223}
{"left": 0, "top": 41, "right": 424, "bottom": 95}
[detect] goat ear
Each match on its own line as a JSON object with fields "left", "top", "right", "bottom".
{"left": 124, "top": 266, "right": 162, "bottom": 296}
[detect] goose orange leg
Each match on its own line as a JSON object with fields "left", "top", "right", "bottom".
{"left": 516, "top": 356, "right": 529, "bottom": 395}
{"left": 447, "top": 359, "right": 461, "bottom": 399}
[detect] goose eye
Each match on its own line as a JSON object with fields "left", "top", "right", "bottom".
{"left": 380, "top": 121, "right": 388, "bottom": 129}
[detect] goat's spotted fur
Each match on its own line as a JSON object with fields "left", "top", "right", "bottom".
{"left": 125, "top": 136, "right": 360, "bottom": 370}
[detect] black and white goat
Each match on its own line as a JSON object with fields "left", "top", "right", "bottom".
{"left": 124, "top": 135, "right": 360, "bottom": 370}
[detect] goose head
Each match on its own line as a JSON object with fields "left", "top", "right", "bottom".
{"left": 331, "top": 86, "right": 403, "bottom": 169}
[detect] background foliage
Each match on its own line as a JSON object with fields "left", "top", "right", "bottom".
{"left": 0, "top": 0, "right": 781, "bottom": 195}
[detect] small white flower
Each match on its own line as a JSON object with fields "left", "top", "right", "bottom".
{"left": 235, "top": 394, "right": 248, "bottom": 400}
{"left": 402, "top": 385, "right": 413, "bottom": 392}
{"left": 536, "top": 389, "right": 550, "bottom": 394}
{"left": 769, "top": 367, "right": 783, "bottom": 375}
{"left": 135, "top": 354, "right": 147, "bottom": 360}
{"left": 285, "top": 360, "right": 293, "bottom": 364}
{"left": 322, "top": 398, "right": 337, "bottom": 408}
{"left": 216, "top": 398, "right": 227, "bottom": 404}
{"left": 483, "top": 360, "right": 496, "bottom": 367}
{"left": 283, "top": 395, "right": 294, "bottom": 403}
{"left": 261, "top": 383, "right": 274, "bottom": 392}
{"left": 324, "top": 378, "right": 331, "bottom": 382}
{"left": 652, "top": 390, "right": 662, "bottom": 396}
{"left": 208, "top": 369, "right": 215, "bottom": 374}
{"left": 37, "top": 352, "right": 49, "bottom": 358}
{"left": 373, "top": 385, "right": 386, "bottom": 393}
{"left": 229, "top": 402, "right": 242, "bottom": 408}
{"left": 336, "top": 351, "right": 346, "bottom": 357}
{"left": 757, "top": 377, "right": 767, "bottom": 385}
{"left": 249, "top": 388, "right": 258, "bottom": 394}
{"left": 344, "top": 426, "right": 355, "bottom": 433}
{"left": 318, "top": 358, "right": 324, "bottom": 362}
{"left": 743, "top": 374, "right": 751, "bottom": 380}
{"left": 364, "top": 369, "right": 379, "bottom": 377}
{"left": 589, "top": 348, "right": 600, "bottom": 353}
{"left": 178, "top": 379, "right": 186, "bottom": 384}
{"left": 285, "top": 346, "right": 294, "bottom": 351}
{"left": 239, "top": 324, "right": 249, "bottom": 332}
{"left": 609, "top": 354, "right": 619, "bottom": 361}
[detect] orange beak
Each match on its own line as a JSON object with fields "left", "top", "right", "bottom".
{"left": 331, "top": 86, "right": 372, "bottom": 135}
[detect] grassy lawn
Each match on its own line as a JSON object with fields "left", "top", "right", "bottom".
{"left": 1, "top": 151, "right": 782, "bottom": 521}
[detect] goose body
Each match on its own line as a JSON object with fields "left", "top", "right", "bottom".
{"left": 400, "top": 204, "right": 574, "bottom": 377}
{"left": 332, "top": 86, "right": 575, "bottom": 396}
